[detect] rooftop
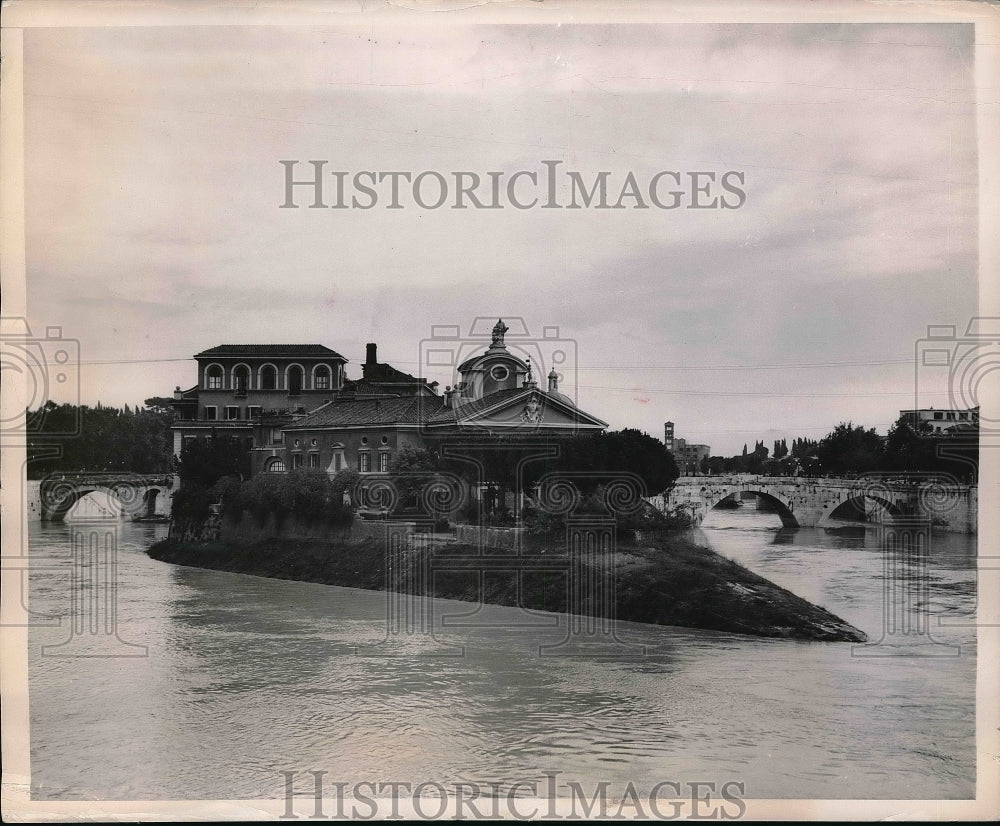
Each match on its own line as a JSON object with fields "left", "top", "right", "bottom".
{"left": 194, "top": 344, "right": 346, "bottom": 360}
{"left": 284, "top": 396, "right": 434, "bottom": 429}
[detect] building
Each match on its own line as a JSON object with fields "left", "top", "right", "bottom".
{"left": 664, "top": 421, "right": 709, "bottom": 475}
{"left": 170, "top": 344, "right": 348, "bottom": 471}
{"left": 899, "top": 407, "right": 979, "bottom": 435}
{"left": 170, "top": 321, "right": 608, "bottom": 488}
{"left": 673, "top": 438, "right": 711, "bottom": 475}
{"left": 281, "top": 319, "right": 608, "bottom": 487}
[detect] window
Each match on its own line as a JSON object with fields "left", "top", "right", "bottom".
{"left": 381, "top": 435, "right": 389, "bottom": 445}
{"left": 288, "top": 366, "right": 304, "bottom": 395}
{"left": 266, "top": 457, "right": 285, "bottom": 473}
{"left": 233, "top": 365, "right": 250, "bottom": 394}
{"left": 359, "top": 452, "right": 371, "bottom": 473}
{"left": 246, "top": 406, "right": 262, "bottom": 419}
{"left": 204, "top": 406, "right": 218, "bottom": 420}
{"left": 314, "top": 366, "right": 331, "bottom": 390}
{"left": 292, "top": 453, "right": 303, "bottom": 469}
{"left": 333, "top": 453, "right": 343, "bottom": 472}
{"left": 378, "top": 452, "right": 389, "bottom": 473}
{"left": 271, "top": 427, "right": 284, "bottom": 444}
{"left": 308, "top": 453, "right": 320, "bottom": 468}
{"left": 183, "top": 436, "right": 197, "bottom": 449}
{"left": 225, "top": 406, "right": 240, "bottom": 420}
{"left": 933, "top": 411, "right": 944, "bottom": 420}
{"left": 205, "top": 364, "right": 223, "bottom": 389}
{"left": 261, "top": 365, "right": 277, "bottom": 390}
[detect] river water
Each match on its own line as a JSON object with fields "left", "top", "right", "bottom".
{"left": 26, "top": 506, "right": 977, "bottom": 802}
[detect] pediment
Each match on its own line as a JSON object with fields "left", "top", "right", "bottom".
{"left": 451, "top": 389, "right": 607, "bottom": 432}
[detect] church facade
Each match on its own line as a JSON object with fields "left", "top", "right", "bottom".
{"left": 281, "top": 319, "right": 608, "bottom": 480}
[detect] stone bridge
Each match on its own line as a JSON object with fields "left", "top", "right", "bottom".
{"left": 37, "top": 473, "right": 174, "bottom": 521}
{"left": 651, "top": 475, "right": 977, "bottom": 533}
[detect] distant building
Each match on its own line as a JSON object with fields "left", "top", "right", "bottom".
{"left": 899, "top": 407, "right": 979, "bottom": 435}
{"left": 664, "top": 421, "right": 709, "bottom": 475}
{"left": 673, "top": 438, "right": 711, "bottom": 475}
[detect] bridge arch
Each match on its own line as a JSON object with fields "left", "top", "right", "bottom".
{"left": 701, "top": 486, "right": 800, "bottom": 529}
{"left": 818, "top": 491, "right": 902, "bottom": 527}
{"left": 40, "top": 479, "right": 169, "bottom": 522}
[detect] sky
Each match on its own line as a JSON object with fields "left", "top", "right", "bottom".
{"left": 21, "top": 20, "right": 979, "bottom": 455}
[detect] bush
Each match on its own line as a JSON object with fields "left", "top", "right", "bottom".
{"left": 171, "top": 483, "right": 214, "bottom": 522}
{"left": 212, "top": 475, "right": 243, "bottom": 518}
{"left": 520, "top": 484, "right": 696, "bottom": 539}
{"left": 231, "top": 469, "right": 353, "bottom": 526}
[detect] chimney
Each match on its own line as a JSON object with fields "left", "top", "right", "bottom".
{"left": 365, "top": 342, "right": 377, "bottom": 366}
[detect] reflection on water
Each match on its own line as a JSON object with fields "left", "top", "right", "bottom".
{"left": 26, "top": 512, "right": 976, "bottom": 800}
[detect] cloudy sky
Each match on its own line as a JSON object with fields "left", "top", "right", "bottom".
{"left": 22, "top": 19, "right": 978, "bottom": 455}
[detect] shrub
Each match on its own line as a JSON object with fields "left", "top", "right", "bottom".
{"left": 231, "top": 468, "right": 353, "bottom": 526}
{"left": 171, "top": 483, "right": 214, "bottom": 522}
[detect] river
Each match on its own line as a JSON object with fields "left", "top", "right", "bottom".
{"left": 26, "top": 506, "right": 977, "bottom": 802}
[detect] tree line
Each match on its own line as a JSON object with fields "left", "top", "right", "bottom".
{"left": 699, "top": 416, "right": 977, "bottom": 480}
{"left": 26, "top": 399, "right": 175, "bottom": 479}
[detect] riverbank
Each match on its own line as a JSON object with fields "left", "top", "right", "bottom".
{"left": 147, "top": 533, "right": 867, "bottom": 642}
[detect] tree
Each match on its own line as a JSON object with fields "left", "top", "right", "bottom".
{"left": 26, "top": 401, "right": 174, "bottom": 478}
{"left": 144, "top": 396, "right": 175, "bottom": 415}
{"left": 880, "top": 415, "right": 977, "bottom": 480}
{"left": 387, "top": 447, "right": 440, "bottom": 511}
{"left": 814, "top": 422, "right": 884, "bottom": 476}
{"left": 175, "top": 435, "right": 251, "bottom": 489}
{"left": 524, "top": 429, "right": 679, "bottom": 498}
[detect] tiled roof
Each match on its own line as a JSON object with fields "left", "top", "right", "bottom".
{"left": 284, "top": 387, "right": 602, "bottom": 430}
{"left": 284, "top": 396, "right": 439, "bottom": 429}
{"left": 341, "top": 379, "right": 424, "bottom": 396}
{"left": 426, "top": 388, "right": 528, "bottom": 423}
{"left": 195, "top": 344, "right": 346, "bottom": 360}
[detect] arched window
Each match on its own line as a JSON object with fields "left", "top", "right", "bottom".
{"left": 205, "top": 364, "right": 223, "bottom": 389}
{"left": 260, "top": 365, "right": 277, "bottom": 390}
{"left": 232, "top": 365, "right": 250, "bottom": 394}
{"left": 288, "top": 365, "right": 304, "bottom": 395}
{"left": 266, "top": 457, "right": 286, "bottom": 473}
{"left": 314, "top": 365, "right": 331, "bottom": 390}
